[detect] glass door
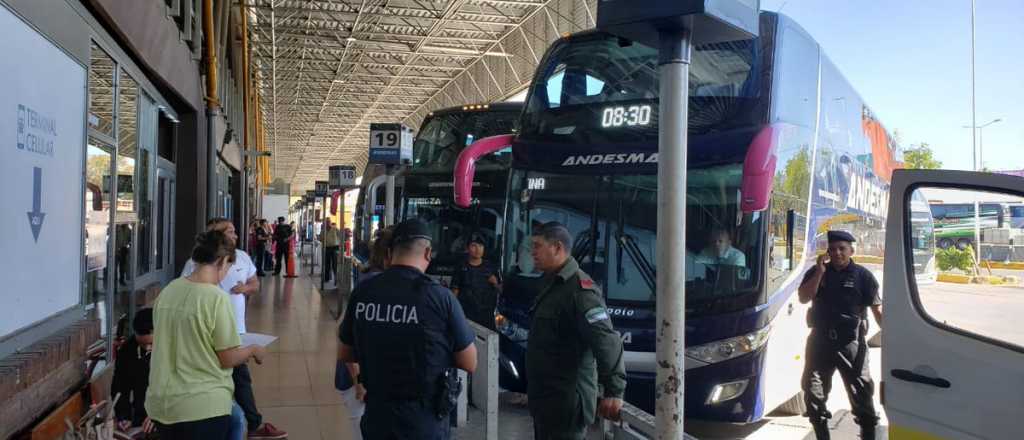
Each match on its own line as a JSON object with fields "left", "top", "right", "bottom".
{"left": 155, "top": 164, "right": 176, "bottom": 284}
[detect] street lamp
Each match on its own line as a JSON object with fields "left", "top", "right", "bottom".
{"left": 962, "top": 118, "right": 1002, "bottom": 169}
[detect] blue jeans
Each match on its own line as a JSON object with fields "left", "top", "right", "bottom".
{"left": 229, "top": 401, "right": 245, "bottom": 440}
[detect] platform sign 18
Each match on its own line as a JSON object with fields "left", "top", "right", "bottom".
{"left": 368, "top": 122, "right": 413, "bottom": 165}
{"left": 329, "top": 165, "right": 357, "bottom": 189}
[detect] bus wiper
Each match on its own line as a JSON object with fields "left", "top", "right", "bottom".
{"left": 618, "top": 233, "right": 656, "bottom": 293}
{"left": 572, "top": 230, "right": 595, "bottom": 262}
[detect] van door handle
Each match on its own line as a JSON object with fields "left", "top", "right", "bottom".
{"left": 788, "top": 303, "right": 794, "bottom": 315}
{"left": 891, "top": 369, "right": 951, "bottom": 388}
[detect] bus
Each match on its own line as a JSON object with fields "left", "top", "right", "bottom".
{"left": 456, "top": 12, "right": 902, "bottom": 422}
{"left": 350, "top": 104, "right": 522, "bottom": 282}
{"left": 928, "top": 202, "right": 1009, "bottom": 249}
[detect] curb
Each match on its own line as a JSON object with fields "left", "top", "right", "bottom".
{"left": 937, "top": 273, "right": 1014, "bottom": 285}
{"left": 981, "top": 261, "right": 1024, "bottom": 270}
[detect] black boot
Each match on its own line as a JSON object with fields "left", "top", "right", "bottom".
{"left": 811, "top": 420, "right": 830, "bottom": 440}
{"left": 860, "top": 425, "right": 877, "bottom": 440}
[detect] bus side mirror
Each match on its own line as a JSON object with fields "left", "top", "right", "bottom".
{"left": 454, "top": 134, "right": 516, "bottom": 208}
{"left": 741, "top": 124, "right": 782, "bottom": 213}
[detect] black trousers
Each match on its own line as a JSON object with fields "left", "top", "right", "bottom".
{"left": 801, "top": 331, "right": 878, "bottom": 440}
{"left": 155, "top": 414, "right": 231, "bottom": 439}
{"left": 324, "top": 246, "right": 339, "bottom": 282}
{"left": 233, "top": 363, "right": 263, "bottom": 431}
{"left": 273, "top": 242, "right": 289, "bottom": 274}
{"left": 253, "top": 243, "right": 267, "bottom": 275}
{"left": 361, "top": 400, "right": 450, "bottom": 440}
{"left": 533, "top": 418, "right": 585, "bottom": 440}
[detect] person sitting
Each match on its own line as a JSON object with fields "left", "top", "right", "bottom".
{"left": 696, "top": 228, "right": 746, "bottom": 267}
{"left": 112, "top": 308, "right": 155, "bottom": 436}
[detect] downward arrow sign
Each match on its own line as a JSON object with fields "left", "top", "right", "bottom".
{"left": 26, "top": 167, "right": 45, "bottom": 242}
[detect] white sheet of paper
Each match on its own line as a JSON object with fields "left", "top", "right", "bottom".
{"left": 240, "top": 332, "right": 278, "bottom": 347}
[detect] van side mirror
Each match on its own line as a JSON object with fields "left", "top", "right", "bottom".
{"left": 454, "top": 134, "right": 516, "bottom": 208}
{"left": 786, "top": 209, "right": 796, "bottom": 271}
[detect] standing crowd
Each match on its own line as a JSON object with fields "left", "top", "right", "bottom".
{"left": 107, "top": 212, "right": 629, "bottom": 440}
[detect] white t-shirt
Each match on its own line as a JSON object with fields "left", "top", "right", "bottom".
{"left": 181, "top": 249, "right": 257, "bottom": 334}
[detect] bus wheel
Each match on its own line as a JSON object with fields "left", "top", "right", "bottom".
{"left": 774, "top": 391, "right": 807, "bottom": 416}
{"left": 938, "top": 238, "right": 953, "bottom": 249}
{"left": 956, "top": 238, "right": 973, "bottom": 250}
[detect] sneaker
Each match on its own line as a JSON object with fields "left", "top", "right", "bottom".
{"left": 248, "top": 422, "right": 287, "bottom": 439}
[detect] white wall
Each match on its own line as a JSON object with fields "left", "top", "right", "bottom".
{"left": 261, "top": 194, "right": 291, "bottom": 221}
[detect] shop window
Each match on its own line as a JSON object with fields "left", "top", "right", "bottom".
{"left": 88, "top": 44, "right": 115, "bottom": 138}
{"left": 158, "top": 111, "right": 175, "bottom": 162}
{"left": 117, "top": 70, "right": 138, "bottom": 213}
{"left": 85, "top": 137, "right": 113, "bottom": 309}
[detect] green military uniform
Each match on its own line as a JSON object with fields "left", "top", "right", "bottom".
{"left": 526, "top": 257, "right": 627, "bottom": 440}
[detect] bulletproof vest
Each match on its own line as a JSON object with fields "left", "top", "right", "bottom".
{"left": 807, "top": 268, "right": 868, "bottom": 340}
{"left": 354, "top": 272, "right": 432, "bottom": 401}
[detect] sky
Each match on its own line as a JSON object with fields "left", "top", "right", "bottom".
{"left": 759, "top": 0, "right": 1023, "bottom": 171}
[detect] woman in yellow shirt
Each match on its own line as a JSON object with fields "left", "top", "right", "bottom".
{"left": 146, "top": 231, "right": 267, "bottom": 439}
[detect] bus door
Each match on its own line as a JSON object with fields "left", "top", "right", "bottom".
{"left": 883, "top": 169, "right": 1024, "bottom": 440}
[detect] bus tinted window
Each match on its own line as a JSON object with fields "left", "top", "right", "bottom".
{"left": 505, "top": 165, "right": 764, "bottom": 311}
{"left": 412, "top": 110, "right": 518, "bottom": 171}
{"left": 520, "top": 33, "right": 763, "bottom": 147}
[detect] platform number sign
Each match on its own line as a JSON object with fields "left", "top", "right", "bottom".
{"left": 329, "top": 165, "right": 357, "bottom": 189}
{"left": 368, "top": 122, "right": 413, "bottom": 165}
{"left": 314, "top": 180, "right": 330, "bottom": 197}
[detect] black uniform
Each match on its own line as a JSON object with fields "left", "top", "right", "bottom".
{"left": 339, "top": 265, "right": 475, "bottom": 439}
{"left": 451, "top": 259, "right": 500, "bottom": 329}
{"left": 800, "top": 251, "right": 881, "bottom": 440}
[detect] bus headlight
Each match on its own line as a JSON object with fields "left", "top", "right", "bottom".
{"left": 685, "top": 326, "right": 771, "bottom": 365}
{"left": 706, "top": 379, "right": 749, "bottom": 405}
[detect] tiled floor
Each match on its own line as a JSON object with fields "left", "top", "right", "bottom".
{"left": 244, "top": 273, "right": 359, "bottom": 440}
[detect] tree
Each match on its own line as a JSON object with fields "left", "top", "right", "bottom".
{"left": 904, "top": 143, "right": 942, "bottom": 169}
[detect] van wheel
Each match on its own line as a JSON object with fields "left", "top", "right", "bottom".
{"left": 938, "top": 238, "right": 953, "bottom": 249}
{"left": 956, "top": 238, "right": 973, "bottom": 250}
{"left": 774, "top": 391, "right": 807, "bottom": 416}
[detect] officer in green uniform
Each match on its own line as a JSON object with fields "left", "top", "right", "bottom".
{"left": 525, "top": 222, "right": 627, "bottom": 440}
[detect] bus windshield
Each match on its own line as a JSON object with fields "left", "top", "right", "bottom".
{"left": 504, "top": 165, "right": 765, "bottom": 313}
{"left": 413, "top": 109, "right": 519, "bottom": 172}
{"left": 404, "top": 195, "right": 505, "bottom": 271}
{"left": 519, "top": 32, "right": 762, "bottom": 147}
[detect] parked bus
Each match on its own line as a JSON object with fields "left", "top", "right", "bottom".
{"left": 928, "top": 202, "right": 1009, "bottom": 249}
{"left": 456, "top": 12, "right": 902, "bottom": 422}
{"left": 401, "top": 102, "right": 522, "bottom": 287}
{"left": 1011, "top": 204, "right": 1024, "bottom": 229}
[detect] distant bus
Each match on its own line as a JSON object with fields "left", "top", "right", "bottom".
{"left": 929, "top": 202, "right": 1008, "bottom": 249}
{"left": 457, "top": 12, "right": 903, "bottom": 422}
{"left": 1008, "top": 204, "right": 1024, "bottom": 229}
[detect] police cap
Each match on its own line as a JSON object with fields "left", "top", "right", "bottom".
{"left": 468, "top": 233, "right": 486, "bottom": 246}
{"left": 827, "top": 230, "right": 856, "bottom": 244}
{"left": 391, "top": 218, "right": 432, "bottom": 245}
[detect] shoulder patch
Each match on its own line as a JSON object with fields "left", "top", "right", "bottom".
{"left": 584, "top": 307, "right": 609, "bottom": 324}
{"left": 580, "top": 278, "right": 594, "bottom": 289}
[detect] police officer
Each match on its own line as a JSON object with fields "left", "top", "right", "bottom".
{"left": 338, "top": 219, "right": 478, "bottom": 440}
{"left": 526, "top": 222, "right": 627, "bottom": 440}
{"left": 798, "top": 230, "right": 883, "bottom": 440}
{"left": 451, "top": 233, "right": 501, "bottom": 329}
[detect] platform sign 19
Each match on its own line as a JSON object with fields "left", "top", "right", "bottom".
{"left": 329, "top": 165, "right": 357, "bottom": 189}
{"left": 368, "top": 122, "right": 413, "bottom": 165}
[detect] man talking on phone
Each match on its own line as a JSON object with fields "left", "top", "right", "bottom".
{"left": 797, "top": 230, "right": 883, "bottom": 440}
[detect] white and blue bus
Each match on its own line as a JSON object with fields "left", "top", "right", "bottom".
{"left": 457, "top": 12, "right": 904, "bottom": 422}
